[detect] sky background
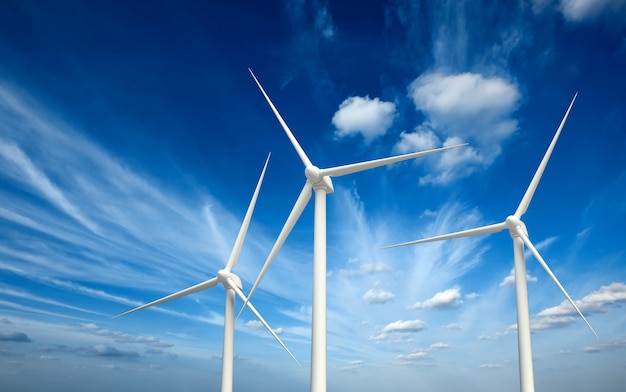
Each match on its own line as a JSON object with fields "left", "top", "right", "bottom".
{"left": 1, "top": 1, "right": 626, "bottom": 391}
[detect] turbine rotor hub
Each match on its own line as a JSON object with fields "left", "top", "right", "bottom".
{"left": 217, "top": 270, "right": 242, "bottom": 289}
{"left": 305, "top": 165, "right": 334, "bottom": 193}
{"left": 506, "top": 215, "right": 528, "bottom": 238}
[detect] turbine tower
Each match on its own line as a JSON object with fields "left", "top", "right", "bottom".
{"left": 246, "top": 69, "right": 466, "bottom": 392}
{"left": 114, "top": 153, "right": 300, "bottom": 392}
{"left": 383, "top": 94, "right": 596, "bottom": 392}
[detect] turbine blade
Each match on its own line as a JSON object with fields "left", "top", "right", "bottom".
{"left": 515, "top": 93, "right": 577, "bottom": 218}
{"left": 381, "top": 222, "right": 507, "bottom": 249}
{"left": 319, "top": 144, "right": 467, "bottom": 178}
{"left": 238, "top": 181, "right": 313, "bottom": 317}
{"left": 248, "top": 68, "right": 313, "bottom": 168}
{"left": 225, "top": 152, "right": 271, "bottom": 271}
{"left": 515, "top": 227, "right": 598, "bottom": 337}
{"left": 228, "top": 278, "right": 302, "bottom": 367}
{"left": 113, "top": 277, "right": 219, "bottom": 319}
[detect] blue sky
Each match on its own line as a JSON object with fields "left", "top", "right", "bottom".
{"left": 1, "top": 0, "right": 626, "bottom": 391}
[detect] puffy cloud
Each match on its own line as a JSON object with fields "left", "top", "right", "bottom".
{"left": 499, "top": 268, "right": 538, "bottom": 287}
{"left": 537, "top": 282, "right": 626, "bottom": 317}
{"left": 410, "top": 287, "right": 463, "bottom": 310}
{"left": 397, "top": 72, "right": 520, "bottom": 184}
{"left": 408, "top": 73, "right": 519, "bottom": 127}
{"left": 394, "top": 351, "right": 430, "bottom": 365}
{"left": 394, "top": 126, "right": 440, "bottom": 154}
{"left": 333, "top": 96, "right": 396, "bottom": 144}
{"left": 383, "top": 319, "right": 427, "bottom": 333}
{"left": 370, "top": 319, "right": 427, "bottom": 342}
{"left": 363, "top": 288, "right": 395, "bottom": 304}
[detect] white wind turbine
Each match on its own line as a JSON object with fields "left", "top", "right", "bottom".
{"left": 114, "top": 153, "right": 300, "bottom": 392}
{"left": 383, "top": 93, "right": 597, "bottom": 392}
{"left": 245, "top": 68, "right": 466, "bottom": 392}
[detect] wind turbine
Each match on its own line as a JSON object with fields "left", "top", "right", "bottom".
{"left": 383, "top": 93, "right": 596, "bottom": 392}
{"left": 114, "top": 153, "right": 300, "bottom": 392}
{"left": 245, "top": 68, "right": 466, "bottom": 392}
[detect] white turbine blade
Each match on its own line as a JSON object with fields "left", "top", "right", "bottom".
{"left": 113, "top": 277, "right": 219, "bottom": 318}
{"left": 225, "top": 152, "right": 271, "bottom": 271}
{"left": 382, "top": 222, "right": 507, "bottom": 249}
{"left": 319, "top": 144, "right": 467, "bottom": 178}
{"left": 248, "top": 68, "right": 313, "bottom": 168}
{"left": 515, "top": 93, "right": 578, "bottom": 218}
{"left": 515, "top": 227, "right": 598, "bottom": 337}
{"left": 238, "top": 182, "right": 313, "bottom": 317}
{"left": 227, "top": 278, "right": 302, "bottom": 367}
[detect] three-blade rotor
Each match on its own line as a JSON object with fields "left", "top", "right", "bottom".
{"left": 114, "top": 153, "right": 301, "bottom": 364}
{"left": 382, "top": 93, "right": 596, "bottom": 336}
{"left": 242, "top": 69, "right": 467, "bottom": 314}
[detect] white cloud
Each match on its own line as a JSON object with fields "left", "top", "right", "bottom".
{"left": 408, "top": 73, "right": 519, "bottom": 125}
{"left": 363, "top": 289, "right": 395, "bottom": 304}
{"left": 245, "top": 320, "right": 263, "bottom": 329}
{"left": 558, "top": 0, "right": 626, "bottom": 23}
{"left": 410, "top": 287, "right": 463, "bottom": 310}
{"left": 583, "top": 340, "right": 626, "bottom": 353}
{"left": 429, "top": 342, "right": 449, "bottom": 349}
{"left": 394, "top": 351, "right": 430, "bottom": 365}
{"left": 499, "top": 268, "right": 538, "bottom": 287}
{"left": 398, "top": 72, "right": 520, "bottom": 184}
{"left": 394, "top": 126, "right": 440, "bottom": 154}
{"left": 333, "top": 96, "right": 396, "bottom": 144}
{"left": 0, "top": 139, "right": 99, "bottom": 234}
{"left": 537, "top": 282, "right": 626, "bottom": 317}
{"left": 530, "top": 316, "right": 577, "bottom": 330}
{"left": 383, "top": 319, "right": 427, "bottom": 333}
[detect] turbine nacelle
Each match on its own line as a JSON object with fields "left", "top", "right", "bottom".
{"left": 305, "top": 165, "right": 334, "bottom": 193}
{"left": 218, "top": 269, "right": 243, "bottom": 290}
{"left": 506, "top": 215, "right": 528, "bottom": 239}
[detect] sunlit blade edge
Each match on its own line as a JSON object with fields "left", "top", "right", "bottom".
{"left": 319, "top": 143, "right": 467, "bottom": 178}
{"left": 515, "top": 93, "right": 577, "bottom": 218}
{"left": 381, "top": 221, "right": 507, "bottom": 249}
{"left": 237, "top": 181, "right": 313, "bottom": 318}
{"left": 226, "top": 152, "right": 271, "bottom": 271}
{"left": 516, "top": 227, "right": 597, "bottom": 337}
{"left": 228, "top": 279, "right": 301, "bottom": 367}
{"left": 248, "top": 68, "right": 312, "bottom": 168}
{"left": 113, "top": 277, "right": 219, "bottom": 318}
